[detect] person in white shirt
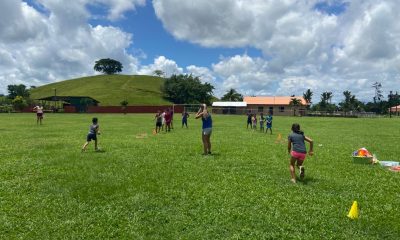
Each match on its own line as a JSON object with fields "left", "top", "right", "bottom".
{"left": 33, "top": 105, "right": 44, "bottom": 125}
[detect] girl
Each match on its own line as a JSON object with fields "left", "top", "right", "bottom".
{"left": 252, "top": 113, "right": 257, "bottom": 130}
{"left": 288, "top": 123, "right": 313, "bottom": 183}
{"left": 259, "top": 113, "right": 265, "bottom": 132}
{"left": 82, "top": 117, "right": 100, "bottom": 152}
{"left": 195, "top": 104, "right": 212, "bottom": 155}
{"left": 154, "top": 110, "right": 163, "bottom": 133}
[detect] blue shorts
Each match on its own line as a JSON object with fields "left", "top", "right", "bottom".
{"left": 87, "top": 133, "right": 97, "bottom": 141}
{"left": 266, "top": 124, "right": 272, "bottom": 128}
{"left": 202, "top": 128, "right": 212, "bottom": 136}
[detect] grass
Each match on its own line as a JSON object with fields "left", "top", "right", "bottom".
{"left": 0, "top": 113, "right": 399, "bottom": 239}
{"left": 30, "top": 75, "right": 171, "bottom": 106}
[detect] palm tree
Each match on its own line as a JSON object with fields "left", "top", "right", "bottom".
{"left": 303, "top": 89, "right": 313, "bottom": 109}
{"left": 289, "top": 98, "right": 302, "bottom": 116}
{"left": 221, "top": 88, "right": 243, "bottom": 102}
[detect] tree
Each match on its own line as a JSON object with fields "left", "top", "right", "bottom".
{"left": 289, "top": 98, "right": 302, "bottom": 116}
{"left": 94, "top": 58, "right": 123, "bottom": 75}
{"left": 162, "top": 74, "right": 214, "bottom": 105}
{"left": 12, "top": 96, "right": 28, "bottom": 111}
{"left": 7, "top": 84, "right": 30, "bottom": 99}
{"left": 303, "top": 89, "right": 313, "bottom": 109}
{"left": 153, "top": 70, "right": 165, "bottom": 77}
{"left": 221, "top": 88, "right": 243, "bottom": 101}
{"left": 372, "top": 82, "right": 383, "bottom": 103}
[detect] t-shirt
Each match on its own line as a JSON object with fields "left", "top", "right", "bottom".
{"left": 89, "top": 124, "right": 99, "bottom": 135}
{"left": 288, "top": 132, "right": 306, "bottom": 153}
{"left": 247, "top": 113, "right": 252, "bottom": 121}
{"left": 202, "top": 113, "right": 212, "bottom": 129}
{"left": 156, "top": 114, "right": 162, "bottom": 123}
{"left": 182, "top": 112, "right": 189, "bottom": 120}
{"left": 164, "top": 112, "right": 172, "bottom": 123}
{"left": 266, "top": 115, "right": 273, "bottom": 123}
{"left": 36, "top": 106, "right": 43, "bottom": 113}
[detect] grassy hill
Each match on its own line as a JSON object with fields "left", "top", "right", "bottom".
{"left": 30, "top": 75, "right": 171, "bottom": 106}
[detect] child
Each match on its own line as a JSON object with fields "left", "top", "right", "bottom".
{"left": 266, "top": 113, "right": 273, "bottom": 134}
{"left": 246, "top": 111, "right": 252, "bottom": 129}
{"left": 252, "top": 114, "right": 257, "bottom": 130}
{"left": 182, "top": 110, "right": 189, "bottom": 128}
{"left": 287, "top": 123, "right": 313, "bottom": 183}
{"left": 154, "top": 110, "right": 163, "bottom": 133}
{"left": 161, "top": 110, "right": 166, "bottom": 131}
{"left": 164, "top": 108, "right": 172, "bottom": 132}
{"left": 259, "top": 113, "right": 265, "bottom": 132}
{"left": 33, "top": 105, "right": 44, "bottom": 125}
{"left": 82, "top": 117, "right": 100, "bottom": 152}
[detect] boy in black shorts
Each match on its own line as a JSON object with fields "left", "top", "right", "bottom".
{"left": 82, "top": 117, "right": 100, "bottom": 151}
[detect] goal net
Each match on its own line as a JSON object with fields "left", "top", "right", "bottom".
{"left": 172, "top": 104, "right": 204, "bottom": 114}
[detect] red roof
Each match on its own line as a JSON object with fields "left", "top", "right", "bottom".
{"left": 244, "top": 96, "right": 307, "bottom": 105}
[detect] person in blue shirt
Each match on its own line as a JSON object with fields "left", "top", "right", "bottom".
{"left": 82, "top": 117, "right": 100, "bottom": 152}
{"left": 266, "top": 112, "right": 273, "bottom": 134}
{"left": 195, "top": 104, "right": 212, "bottom": 155}
{"left": 182, "top": 110, "right": 189, "bottom": 128}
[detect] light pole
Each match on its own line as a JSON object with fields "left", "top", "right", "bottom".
{"left": 53, "top": 88, "right": 57, "bottom": 110}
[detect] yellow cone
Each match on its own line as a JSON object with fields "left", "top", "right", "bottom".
{"left": 275, "top": 133, "right": 283, "bottom": 143}
{"left": 347, "top": 201, "right": 359, "bottom": 220}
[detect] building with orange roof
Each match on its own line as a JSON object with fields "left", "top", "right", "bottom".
{"left": 243, "top": 96, "right": 308, "bottom": 116}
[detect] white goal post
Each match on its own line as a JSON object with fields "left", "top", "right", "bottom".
{"left": 172, "top": 104, "right": 204, "bottom": 114}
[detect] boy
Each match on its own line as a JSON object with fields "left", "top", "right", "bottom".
{"left": 82, "top": 117, "right": 100, "bottom": 152}
{"left": 154, "top": 110, "right": 163, "bottom": 133}
{"left": 266, "top": 112, "right": 273, "bottom": 134}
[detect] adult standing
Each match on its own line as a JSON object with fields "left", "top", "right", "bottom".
{"left": 195, "top": 104, "right": 212, "bottom": 155}
{"left": 33, "top": 105, "right": 44, "bottom": 125}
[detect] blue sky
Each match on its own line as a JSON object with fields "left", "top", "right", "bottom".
{"left": 0, "top": 0, "right": 399, "bottom": 101}
{"left": 87, "top": 1, "right": 263, "bottom": 67}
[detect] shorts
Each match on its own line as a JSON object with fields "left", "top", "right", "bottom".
{"left": 266, "top": 123, "right": 272, "bottom": 128}
{"left": 202, "top": 128, "right": 212, "bottom": 136}
{"left": 37, "top": 113, "right": 43, "bottom": 118}
{"left": 247, "top": 120, "right": 252, "bottom": 124}
{"left": 291, "top": 151, "right": 306, "bottom": 161}
{"left": 87, "top": 133, "right": 97, "bottom": 142}
{"left": 156, "top": 122, "right": 162, "bottom": 127}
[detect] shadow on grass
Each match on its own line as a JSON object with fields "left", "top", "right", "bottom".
{"left": 300, "top": 176, "right": 318, "bottom": 185}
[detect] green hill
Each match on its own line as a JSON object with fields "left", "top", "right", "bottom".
{"left": 30, "top": 75, "right": 171, "bottom": 106}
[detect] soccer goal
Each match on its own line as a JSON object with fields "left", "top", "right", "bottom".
{"left": 172, "top": 104, "right": 204, "bottom": 114}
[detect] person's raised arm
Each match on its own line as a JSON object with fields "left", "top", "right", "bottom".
{"left": 305, "top": 136, "right": 313, "bottom": 156}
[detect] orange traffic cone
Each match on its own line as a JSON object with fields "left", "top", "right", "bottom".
{"left": 347, "top": 201, "right": 359, "bottom": 220}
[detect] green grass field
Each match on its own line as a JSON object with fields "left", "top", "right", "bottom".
{"left": 0, "top": 114, "right": 399, "bottom": 239}
{"left": 30, "top": 75, "right": 171, "bottom": 106}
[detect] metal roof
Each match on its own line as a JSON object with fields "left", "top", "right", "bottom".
{"left": 36, "top": 96, "right": 100, "bottom": 103}
{"left": 212, "top": 101, "right": 247, "bottom": 107}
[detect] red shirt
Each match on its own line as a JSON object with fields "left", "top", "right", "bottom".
{"left": 164, "top": 112, "right": 172, "bottom": 123}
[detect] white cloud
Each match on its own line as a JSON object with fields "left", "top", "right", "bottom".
{"left": 153, "top": 0, "right": 400, "bottom": 102}
{"left": 0, "top": 0, "right": 143, "bottom": 93}
{"left": 138, "top": 56, "right": 183, "bottom": 77}
{"left": 93, "top": 0, "right": 146, "bottom": 20}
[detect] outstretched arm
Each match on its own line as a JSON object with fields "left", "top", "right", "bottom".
{"left": 305, "top": 136, "right": 313, "bottom": 155}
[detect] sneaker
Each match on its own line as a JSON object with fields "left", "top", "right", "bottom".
{"left": 291, "top": 178, "right": 296, "bottom": 184}
{"left": 299, "top": 166, "right": 305, "bottom": 180}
